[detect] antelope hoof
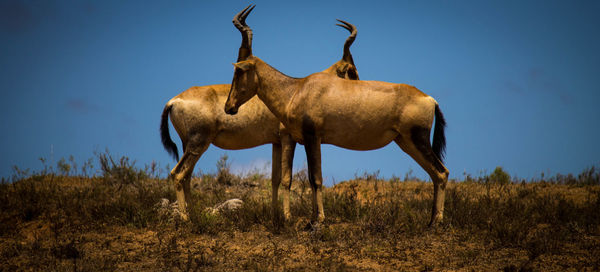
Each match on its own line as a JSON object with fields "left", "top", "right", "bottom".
{"left": 304, "top": 220, "right": 322, "bottom": 232}
{"left": 428, "top": 214, "right": 443, "bottom": 228}
{"left": 176, "top": 209, "right": 190, "bottom": 221}
{"left": 180, "top": 213, "right": 190, "bottom": 222}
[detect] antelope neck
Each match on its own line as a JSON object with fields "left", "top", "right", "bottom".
{"left": 253, "top": 57, "right": 299, "bottom": 123}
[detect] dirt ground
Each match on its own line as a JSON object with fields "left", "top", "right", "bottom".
{"left": 4, "top": 219, "right": 597, "bottom": 271}
{"left": 1, "top": 175, "right": 599, "bottom": 271}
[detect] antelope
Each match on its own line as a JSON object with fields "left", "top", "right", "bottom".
{"left": 160, "top": 5, "right": 360, "bottom": 221}
{"left": 225, "top": 6, "right": 449, "bottom": 227}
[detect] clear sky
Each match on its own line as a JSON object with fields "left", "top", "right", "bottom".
{"left": 1, "top": 0, "right": 599, "bottom": 183}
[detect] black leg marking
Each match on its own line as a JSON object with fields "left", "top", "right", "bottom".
{"left": 410, "top": 126, "right": 446, "bottom": 174}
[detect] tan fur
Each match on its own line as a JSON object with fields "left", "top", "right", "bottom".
{"left": 169, "top": 86, "right": 279, "bottom": 150}
{"left": 226, "top": 56, "right": 449, "bottom": 226}
{"left": 163, "top": 45, "right": 360, "bottom": 222}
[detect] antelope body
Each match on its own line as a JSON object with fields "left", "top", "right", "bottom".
{"left": 160, "top": 5, "right": 359, "bottom": 221}
{"left": 225, "top": 6, "right": 449, "bottom": 226}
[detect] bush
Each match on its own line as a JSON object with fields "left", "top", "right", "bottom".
{"left": 488, "top": 166, "right": 511, "bottom": 185}
{"left": 96, "top": 149, "right": 149, "bottom": 186}
{"left": 216, "top": 154, "right": 239, "bottom": 186}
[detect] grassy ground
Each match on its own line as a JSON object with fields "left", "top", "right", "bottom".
{"left": 1, "top": 155, "right": 599, "bottom": 271}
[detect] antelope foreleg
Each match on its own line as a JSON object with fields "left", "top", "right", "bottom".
{"left": 271, "top": 143, "right": 282, "bottom": 224}
{"left": 280, "top": 132, "right": 297, "bottom": 220}
{"left": 304, "top": 135, "right": 324, "bottom": 223}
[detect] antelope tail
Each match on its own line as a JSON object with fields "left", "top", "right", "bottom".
{"left": 160, "top": 104, "right": 179, "bottom": 161}
{"left": 432, "top": 103, "right": 447, "bottom": 163}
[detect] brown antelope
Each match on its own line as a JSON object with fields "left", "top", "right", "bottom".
{"left": 160, "top": 5, "right": 360, "bottom": 221}
{"left": 225, "top": 6, "right": 449, "bottom": 226}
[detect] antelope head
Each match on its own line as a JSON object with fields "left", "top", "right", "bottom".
{"left": 226, "top": 5, "right": 257, "bottom": 115}
{"left": 226, "top": 59, "right": 259, "bottom": 115}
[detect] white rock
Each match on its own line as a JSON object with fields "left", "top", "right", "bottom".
{"left": 207, "top": 198, "right": 244, "bottom": 215}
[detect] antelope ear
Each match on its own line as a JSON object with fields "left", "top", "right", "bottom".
{"left": 233, "top": 61, "right": 253, "bottom": 71}
{"left": 346, "top": 64, "right": 359, "bottom": 80}
{"left": 336, "top": 63, "right": 351, "bottom": 78}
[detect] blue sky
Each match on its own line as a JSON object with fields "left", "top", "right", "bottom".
{"left": 1, "top": 0, "right": 599, "bottom": 183}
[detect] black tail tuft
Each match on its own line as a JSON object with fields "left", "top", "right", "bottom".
{"left": 160, "top": 104, "right": 179, "bottom": 161}
{"left": 432, "top": 104, "right": 447, "bottom": 163}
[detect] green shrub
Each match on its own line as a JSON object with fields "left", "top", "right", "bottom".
{"left": 488, "top": 166, "right": 511, "bottom": 185}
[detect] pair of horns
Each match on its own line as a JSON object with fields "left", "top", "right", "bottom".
{"left": 335, "top": 19, "right": 357, "bottom": 64}
{"left": 233, "top": 5, "right": 357, "bottom": 63}
{"left": 233, "top": 5, "right": 255, "bottom": 61}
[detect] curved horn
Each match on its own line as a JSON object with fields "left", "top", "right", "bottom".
{"left": 233, "top": 5, "right": 256, "bottom": 61}
{"left": 335, "top": 19, "right": 357, "bottom": 64}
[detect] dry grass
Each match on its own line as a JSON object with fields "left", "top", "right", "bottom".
{"left": 1, "top": 155, "right": 599, "bottom": 271}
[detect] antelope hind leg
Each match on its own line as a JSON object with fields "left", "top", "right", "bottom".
{"left": 394, "top": 128, "right": 449, "bottom": 227}
{"left": 170, "top": 144, "right": 208, "bottom": 220}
